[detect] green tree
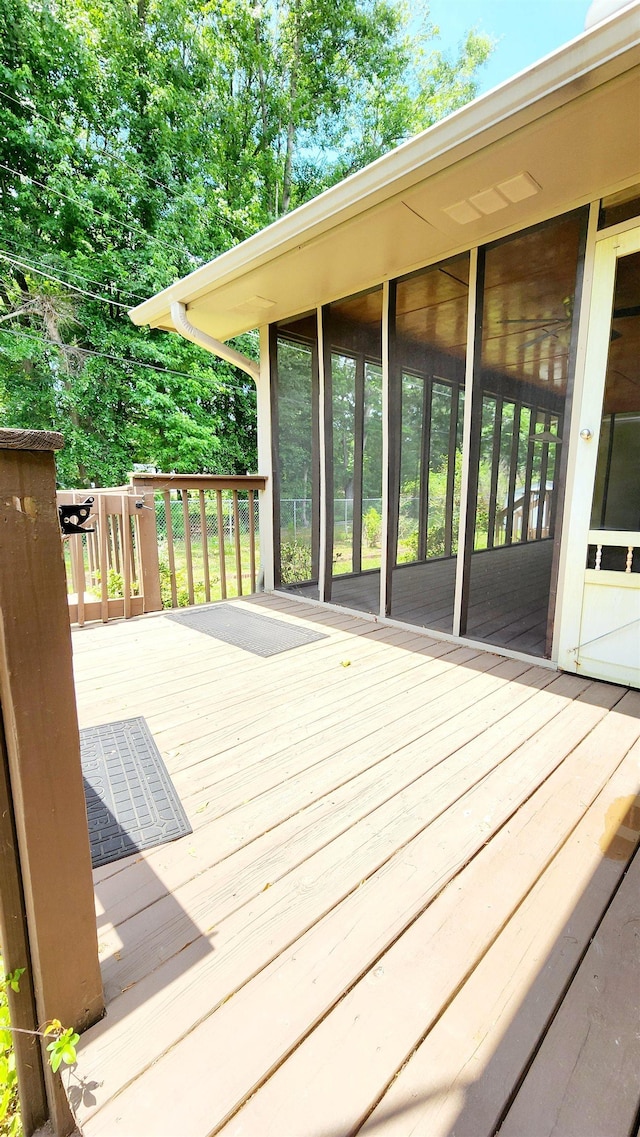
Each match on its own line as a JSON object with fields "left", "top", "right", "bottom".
{"left": 0, "top": 0, "right": 492, "bottom": 486}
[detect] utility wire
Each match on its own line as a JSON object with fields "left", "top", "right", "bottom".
{"left": 0, "top": 86, "right": 181, "bottom": 196}
{"left": 0, "top": 325, "right": 257, "bottom": 392}
{"left": 0, "top": 237, "right": 151, "bottom": 304}
{"left": 0, "top": 86, "right": 254, "bottom": 241}
{"left": 0, "top": 249, "right": 131, "bottom": 308}
{"left": 0, "top": 159, "right": 154, "bottom": 247}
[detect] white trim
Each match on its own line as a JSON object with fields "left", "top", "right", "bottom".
{"left": 379, "top": 281, "right": 391, "bottom": 618}
{"left": 271, "top": 588, "right": 558, "bottom": 671}
{"left": 130, "top": 5, "right": 640, "bottom": 333}
{"left": 594, "top": 212, "right": 640, "bottom": 241}
{"left": 257, "top": 326, "right": 274, "bottom": 590}
{"left": 555, "top": 221, "right": 640, "bottom": 671}
{"left": 317, "top": 306, "right": 328, "bottom": 602}
{"left": 452, "top": 247, "right": 479, "bottom": 636}
{"left": 551, "top": 201, "right": 601, "bottom": 661}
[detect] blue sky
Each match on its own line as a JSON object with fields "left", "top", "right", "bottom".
{"left": 426, "top": 0, "right": 591, "bottom": 94}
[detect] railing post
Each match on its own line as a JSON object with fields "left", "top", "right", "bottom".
{"left": 129, "top": 484, "right": 163, "bottom": 613}
{"left": 0, "top": 430, "right": 104, "bottom": 1135}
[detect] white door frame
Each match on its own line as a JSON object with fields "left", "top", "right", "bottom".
{"left": 555, "top": 221, "right": 640, "bottom": 676}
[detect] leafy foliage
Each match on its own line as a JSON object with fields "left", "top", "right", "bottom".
{"left": 43, "top": 1021, "right": 79, "bottom": 1075}
{"left": 0, "top": 966, "right": 24, "bottom": 1137}
{"left": 280, "top": 539, "right": 313, "bottom": 583}
{"left": 0, "top": 0, "right": 492, "bottom": 486}
{"left": 0, "top": 961, "right": 80, "bottom": 1137}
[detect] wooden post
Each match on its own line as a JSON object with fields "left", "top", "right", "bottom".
{"left": 0, "top": 429, "right": 104, "bottom": 1136}
{"left": 0, "top": 717, "right": 48, "bottom": 1135}
{"left": 129, "top": 485, "right": 163, "bottom": 613}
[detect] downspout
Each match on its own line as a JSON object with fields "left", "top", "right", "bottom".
{"left": 170, "top": 301, "right": 259, "bottom": 382}
{"left": 169, "top": 301, "right": 274, "bottom": 592}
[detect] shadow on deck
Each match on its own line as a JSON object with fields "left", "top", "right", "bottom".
{"left": 67, "top": 594, "right": 640, "bottom": 1137}
{"left": 290, "top": 540, "right": 555, "bottom": 657}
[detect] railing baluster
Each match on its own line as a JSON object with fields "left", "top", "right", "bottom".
{"left": 72, "top": 493, "right": 87, "bottom": 626}
{"left": 232, "top": 490, "right": 242, "bottom": 596}
{"left": 163, "top": 491, "right": 178, "bottom": 608}
{"left": 216, "top": 490, "right": 227, "bottom": 600}
{"left": 98, "top": 494, "right": 109, "bottom": 622}
{"left": 248, "top": 490, "right": 256, "bottom": 592}
{"left": 181, "top": 490, "right": 195, "bottom": 606}
{"left": 129, "top": 513, "right": 138, "bottom": 592}
{"left": 86, "top": 526, "right": 96, "bottom": 591}
{"left": 70, "top": 538, "right": 85, "bottom": 627}
{"left": 120, "top": 494, "right": 132, "bottom": 618}
{"left": 626, "top": 546, "right": 634, "bottom": 573}
{"left": 114, "top": 515, "right": 122, "bottom": 574}
{"left": 595, "top": 544, "right": 602, "bottom": 570}
{"left": 199, "top": 490, "right": 211, "bottom": 603}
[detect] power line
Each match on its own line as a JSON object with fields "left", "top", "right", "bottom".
{"left": 0, "top": 157, "right": 250, "bottom": 277}
{"left": 0, "top": 325, "right": 257, "bottom": 392}
{"left": 0, "top": 86, "right": 180, "bottom": 197}
{"left": 0, "top": 86, "right": 254, "bottom": 241}
{"left": 0, "top": 237, "right": 151, "bottom": 304}
{"left": 0, "top": 159, "right": 154, "bottom": 247}
{"left": 0, "top": 249, "right": 131, "bottom": 308}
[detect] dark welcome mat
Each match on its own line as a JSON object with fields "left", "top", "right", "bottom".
{"left": 80, "top": 717, "right": 191, "bottom": 869}
{"left": 166, "top": 602, "right": 328, "bottom": 657}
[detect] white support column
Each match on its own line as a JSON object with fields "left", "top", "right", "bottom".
{"left": 379, "top": 280, "right": 391, "bottom": 618}
{"left": 553, "top": 202, "right": 615, "bottom": 666}
{"left": 257, "top": 325, "right": 275, "bottom": 591}
{"left": 452, "top": 246, "right": 479, "bottom": 636}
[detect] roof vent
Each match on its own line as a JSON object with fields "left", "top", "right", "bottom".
{"left": 443, "top": 172, "right": 541, "bottom": 225}
{"left": 585, "top": 0, "right": 635, "bottom": 28}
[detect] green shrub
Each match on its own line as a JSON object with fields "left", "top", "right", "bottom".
{"left": 159, "top": 558, "right": 206, "bottom": 607}
{"left": 0, "top": 963, "right": 22, "bottom": 1137}
{"left": 280, "top": 541, "right": 312, "bottom": 584}
{"left": 363, "top": 507, "right": 382, "bottom": 548}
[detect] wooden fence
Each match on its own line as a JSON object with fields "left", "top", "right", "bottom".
{"left": 58, "top": 474, "right": 266, "bottom": 626}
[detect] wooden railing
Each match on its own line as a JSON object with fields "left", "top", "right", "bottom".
{"left": 58, "top": 474, "right": 266, "bottom": 626}
{"left": 588, "top": 529, "right": 640, "bottom": 574}
{"left": 496, "top": 487, "right": 554, "bottom": 544}
{"left": 58, "top": 487, "right": 160, "bottom": 626}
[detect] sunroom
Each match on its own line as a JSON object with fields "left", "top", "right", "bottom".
{"left": 131, "top": 0, "right": 640, "bottom": 687}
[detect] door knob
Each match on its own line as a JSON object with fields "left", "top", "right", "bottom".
{"left": 579, "top": 428, "right": 593, "bottom": 441}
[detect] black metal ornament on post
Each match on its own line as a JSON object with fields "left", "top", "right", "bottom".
{"left": 58, "top": 497, "right": 95, "bottom": 536}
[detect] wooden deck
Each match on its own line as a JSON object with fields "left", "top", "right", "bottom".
{"left": 292, "top": 540, "right": 554, "bottom": 656}
{"left": 69, "top": 593, "right": 640, "bottom": 1137}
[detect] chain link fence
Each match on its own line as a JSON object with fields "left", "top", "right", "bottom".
{"left": 156, "top": 489, "right": 258, "bottom": 607}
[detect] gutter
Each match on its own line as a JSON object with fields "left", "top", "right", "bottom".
{"left": 129, "top": 1, "right": 640, "bottom": 333}
{"left": 169, "top": 301, "right": 260, "bottom": 383}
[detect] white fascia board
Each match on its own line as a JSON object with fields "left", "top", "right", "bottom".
{"left": 129, "top": 1, "right": 640, "bottom": 334}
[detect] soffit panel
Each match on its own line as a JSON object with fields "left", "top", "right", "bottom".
{"left": 160, "top": 66, "right": 639, "bottom": 343}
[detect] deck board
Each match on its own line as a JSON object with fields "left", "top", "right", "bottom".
{"left": 67, "top": 595, "right": 640, "bottom": 1137}
{"left": 294, "top": 539, "right": 554, "bottom": 655}
{"left": 498, "top": 803, "right": 640, "bottom": 1137}
{"left": 359, "top": 738, "right": 640, "bottom": 1137}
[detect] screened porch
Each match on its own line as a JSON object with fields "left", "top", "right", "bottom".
{"left": 270, "top": 209, "right": 587, "bottom": 659}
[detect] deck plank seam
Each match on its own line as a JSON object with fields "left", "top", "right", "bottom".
{"left": 350, "top": 727, "right": 640, "bottom": 1137}
{"left": 101, "top": 663, "right": 548, "bottom": 941}
{"left": 491, "top": 837, "right": 640, "bottom": 1137}
{"left": 166, "top": 648, "right": 497, "bottom": 789}
{"left": 203, "top": 692, "right": 640, "bottom": 1135}
{"left": 92, "top": 679, "right": 615, "bottom": 1103}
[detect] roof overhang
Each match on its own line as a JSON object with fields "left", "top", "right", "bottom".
{"left": 130, "top": 1, "right": 640, "bottom": 342}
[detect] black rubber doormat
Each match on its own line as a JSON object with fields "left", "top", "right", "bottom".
{"left": 80, "top": 717, "right": 192, "bottom": 869}
{"left": 166, "top": 602, "right": 328, "bottom": 656}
